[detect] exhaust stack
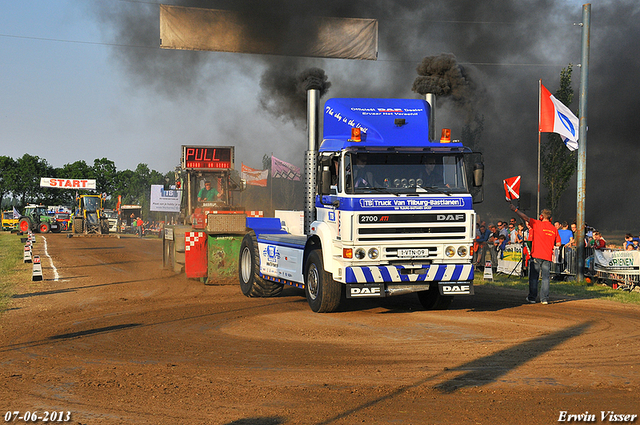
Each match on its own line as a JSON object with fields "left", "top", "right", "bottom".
{"left": 304, "top": 88, "right": 319, "bottom": 234}
{"left": 425, "top": 93, "right": 436, "bottom": 143}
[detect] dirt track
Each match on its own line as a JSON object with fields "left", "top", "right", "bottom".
{"left": 1, "top": 233, "right": 639, "bottom": 425}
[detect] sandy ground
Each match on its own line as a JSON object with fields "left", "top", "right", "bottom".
{"left": 1, "top": 233, "right": 638, "bottom": 425}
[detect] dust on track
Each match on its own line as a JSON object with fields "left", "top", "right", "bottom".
{"left": 1, "top": 233, "right": 638, "bottom": 424}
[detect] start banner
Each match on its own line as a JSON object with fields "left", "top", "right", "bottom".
{"left": 40, "top": 178, "right": 96, "bottom": 190}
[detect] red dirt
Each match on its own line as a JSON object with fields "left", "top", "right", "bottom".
{"left": 1, "top": 233, "right": 638, "bottom": 424}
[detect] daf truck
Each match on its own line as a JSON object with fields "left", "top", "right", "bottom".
{"left": 239, "top": 92, "right": 483, "bottom": 313}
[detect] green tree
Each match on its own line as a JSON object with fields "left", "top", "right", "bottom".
{"left": 542, "top": 65, "right": 578, "bottom": 216}
{"left": 92, "top": 158, "right": 118, "bottom": 195}
{"left": 14, "top": 154, "right": 53, "bottom": 206}
{"left": 0, "top": 156, "right": 18, "bottom": 208}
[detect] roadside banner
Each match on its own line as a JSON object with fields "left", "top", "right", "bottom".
{"left": 593, "top": 250, "right": 640, "bottom": 275}
{"left": 40, "top": 178, "right": 96, "bottom": 190}
{"left": 150, "top": 185, "right": 182, "bottom": 213}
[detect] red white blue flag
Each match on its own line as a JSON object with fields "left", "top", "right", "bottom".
{"left": 539, "top": 82, "right": 579, "bottom": 151}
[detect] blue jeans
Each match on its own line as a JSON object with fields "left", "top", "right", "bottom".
{"left": 529, "top": 257, "right": 551, "bottom": 302}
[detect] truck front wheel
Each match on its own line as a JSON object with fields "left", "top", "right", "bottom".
{"left": 238, "top": 232, "right": 283, "bottom": 297}
{"left": 305, "top": 249, "right": 342, "bottom": 313}
{"left": 417, "top": 285, "right": 453, "bottom": 310}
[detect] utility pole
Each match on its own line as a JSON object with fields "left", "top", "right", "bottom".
{"left": 576, "top": 4, "right": 590, "bottom": 282}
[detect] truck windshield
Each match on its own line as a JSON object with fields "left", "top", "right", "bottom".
{"left": 344, "top": 152, "right": 468, "bottom": 194}
{"left": 83, "top": 197, "right": 100, "bottom": 212}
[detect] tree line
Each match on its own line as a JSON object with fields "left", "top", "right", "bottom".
{"left": 0, "top": 154, "right": 172, "bottom": 216}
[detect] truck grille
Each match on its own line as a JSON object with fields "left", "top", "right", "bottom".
{"left": 356, "top": 213, "right": 468, "bottom": 243}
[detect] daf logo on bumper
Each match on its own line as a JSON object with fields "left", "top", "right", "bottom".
{"left": 347, "top": 284, "right": 385, "bottom": 298}
{"left": 439, "top": 283, "right": 474, "bottom": 295}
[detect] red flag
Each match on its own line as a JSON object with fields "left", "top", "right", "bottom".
{"left": 503, "top": 176, "right": 521, "bottom": 201}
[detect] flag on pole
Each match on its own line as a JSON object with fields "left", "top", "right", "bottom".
{"left": 13, "top": 206, "right": 20, "bottom": 219}
{"left": 539, "top": 82, "right": 579, "bottom": 151}
{"left": 503, "top": 175, "right": 521, "bottom": 201}
{"left": 271, "top": 156, "right": 301, "bottom": 181}
{"left": 241, "top": 163, "right": 268, "bottom": 187}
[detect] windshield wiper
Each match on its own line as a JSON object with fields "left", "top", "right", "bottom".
{"left": 417, "top": 186, "right": 452, "bottom": 196}
{"left": 366, "top": 187, "right": 401, "bottom": 196}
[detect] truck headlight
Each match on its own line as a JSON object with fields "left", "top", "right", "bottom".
{"left": 445, "top": 246, "right": 455, "bottom": 257}
{"left": 457, "top": 246, "right": 468, "bottom": 257}
{"left": 368, "top": 248, "right": 379, "bottom": 259}
{"left": 354, "top": 248, "right": 366, "bottom": 260}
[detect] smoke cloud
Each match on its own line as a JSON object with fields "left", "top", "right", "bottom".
{"left": 259, "top": 64, "right": 331, "bottom": 125}
{"left": 89, "top": 0, "right": 640, "bottom": 232}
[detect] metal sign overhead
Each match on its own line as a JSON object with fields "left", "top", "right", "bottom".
{"left": 160, "top": 5, "right": 378, "bottom": 60}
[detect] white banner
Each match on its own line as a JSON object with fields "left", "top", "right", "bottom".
{"left": 150, "top": 185, "right": 182, "bottom": 213}
{"left": 594, "top": 250, "right": 640, "bottom": 274}
{"left": 40, "top": 177, "right": 96, "bottom": 190}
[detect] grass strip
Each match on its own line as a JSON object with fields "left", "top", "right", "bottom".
{"left": 475, "top": 270, "right": 640, "bottom": 305}
{"left": 0, "top": 232, "right": 31, "bottom": 313}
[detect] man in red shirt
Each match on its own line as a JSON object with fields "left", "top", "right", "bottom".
{"left": 510, "top": 204, "right": 561, "bottom": 304}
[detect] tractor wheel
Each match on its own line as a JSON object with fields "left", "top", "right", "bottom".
{"left": 38, "top": 222, "right": 51, "bottom": 233}
{"left": 100, "top": 220, "right": 110, "bottom": 235}
{"left": 19, "top": 218, "right": 31, "bottom": 233}
{"left": 417, "top": 285, "right": 453, "bottom": 310}
{"left": 73, "top": 218, "right": 84, "bottom": 234}
{"left": 238, "top": 232, "right": 283, "bottom": 297}
{"left": 304, "top": 249, "right": 342, "bottom": 313}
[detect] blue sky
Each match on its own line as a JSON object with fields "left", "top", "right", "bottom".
{"left": 3, "top": 0, "right": 640, "bottom": 229}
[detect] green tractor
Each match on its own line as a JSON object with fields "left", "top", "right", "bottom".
{"left": 18, "top": 204, "right": 61, "bottom": 234}
{"left": 72, "top": 194, "right": 110, "bottom": 234}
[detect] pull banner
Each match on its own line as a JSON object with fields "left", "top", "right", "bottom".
{"left": 40, "top": 178, "right": 96, "bottom": 190}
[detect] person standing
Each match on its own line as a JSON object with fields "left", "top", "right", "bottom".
{"left": 136, "top": 216, "right": 143, "bottom": 238}
{"left": 510, "top": 204, "right": 560, "bottom": 305}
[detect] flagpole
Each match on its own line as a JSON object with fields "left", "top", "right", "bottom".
{"left": 576, "top": 3, "right": 591, "bottom": 282}
{"left": 537, "top": 79, "right": 541, "bottom": 217}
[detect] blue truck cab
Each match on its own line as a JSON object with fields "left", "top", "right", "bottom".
{"left": 239, "top": 97, "right": 483, "bottom": 312}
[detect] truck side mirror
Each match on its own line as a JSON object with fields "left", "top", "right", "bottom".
{"left": 318, "top": 156, "right": 332, "bottom": 196}
{"left": 473, "top": 162, "right": 484, "bottom": 187}
{"left": 321, "top": 166, "right": 332, "bottom": 195}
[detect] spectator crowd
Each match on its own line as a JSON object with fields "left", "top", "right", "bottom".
{"left": 473, "top": 214, "right": 640, "bottom": 272}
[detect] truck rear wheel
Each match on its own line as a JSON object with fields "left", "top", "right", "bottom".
{"left": 417, "top": 285, "right": 453, "bottom": 310}
{"left": 305, "top": 249, "right": 342, "bottom": 313}
{"left": 238, "top": 232, "right": 283, "bottom": 297}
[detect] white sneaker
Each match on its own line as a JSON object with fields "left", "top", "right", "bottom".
{"left": 541, "top": 300, "right": 548, "bottom": 305}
